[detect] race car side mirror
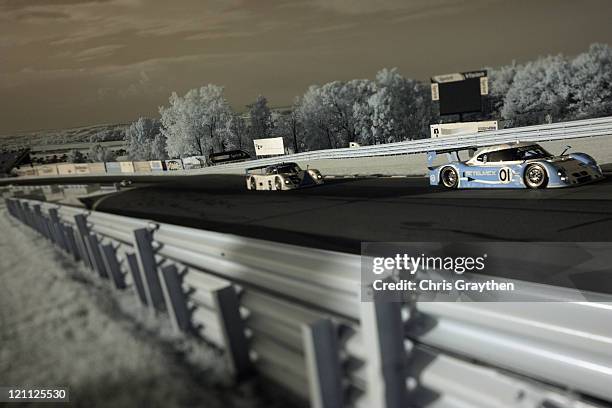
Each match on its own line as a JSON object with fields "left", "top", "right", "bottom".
{"left": 561, "top": 145, "right": 572, "bottom": 156}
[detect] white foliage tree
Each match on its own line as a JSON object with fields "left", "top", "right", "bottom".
{"left": 355, "top": 68, "right": 432, "bottom": 144}
{"left": 487, "top": 61, "right": 520, "bottom": 119}
{"left": 248, "top": 95, "right": 272, "bottom": 139}
{"left": 159, "top": 84, "right": 233, "bottom": 158}
{"left": 67, "top": 149, "right": 86, "bottom": 163}
{"left": 150, "top": 134, "right": 168, "bottom": 160}
{"left": 569, "top": 43, "right": 612, "bottom": 118}
{"left": 320, "top": 80, "right": 373, "bottom": 146}
{"left": 296, "top": 85, "right": 336, "bottom": 150}
{"left": 271, "top": 99, "right": 306, "bottom": 154}
{"left": 125, "top": 117, "right": 166, "bottom": 160}
{"left": 296, "top": 81, "right": 374, "bottom": 150}
{"left": 501, "top": 55, "right": 573, "bottom": 126}
{"left": 88, "top": 144, "right": 116, "bottom": 162}
{"left": 223, "top": 112, "right": 252, "bottom": 153}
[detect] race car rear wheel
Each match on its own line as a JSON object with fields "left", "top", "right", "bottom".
{"left": 275, "top": 177, "right": 283, "bottom": 191}
{"left": 249, "top": 177, "right": 257, "bottom": 190}
{"left": 440, "top": 167, "right": 459, "bottom": 189}
{"left": 524, "top": 164, "right": 548, "bottom": 189}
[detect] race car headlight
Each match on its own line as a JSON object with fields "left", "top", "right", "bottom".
{"left": 556, "top": 168, "right": 568, "bottom": 181}
{"left": 284, "top": 179, "right": 290, "bottom": 184}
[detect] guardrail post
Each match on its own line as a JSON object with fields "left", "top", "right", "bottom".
{"left": 11, "top": 199, "right": 19, "bottom": 218}
{"left": 30, "top": 203, "right": 47, "bottom": 237}
{"left": 85, "top": 234, "right": 109, "bottom": 279}
{"left": 302, "top": 318, "right": 344, "bottom": 408}
{"left": 74, "top": 214, "right": 93, "bottom": 269}
{"left": 212, "top": 286, "right": 252, "bottom": 380}
{"left": 126, "top": 253, "right": 148, "bottom": 306}
{"left": 10, "top": 199, "right": 18, "bottom": 219}
{"left": 18, "top": 201, "right": 29, "bottom": 226}
{"left": 133, "top": 228, "right": 165, "bottom": 311}
{"left": 21, "top": 202, "right": 33, "bottom": 229}
{"left": 16, "top": 200, "right": 28, "bottom": 225}
{"left": 100, "top": 243, "right": 126, "bottom": 289}
{"left": 63, "top": 225, "right": 81, "bottom": 262}
{"left": 5, "top": 199, "right": 16, "bottom": 218}
{"left": 48, "top": 208, "right": 68, "bottom": 252}
{"left": 159, "top": 264, "right": 191, "bottom": 332}
{"left": 36, "top": 205, "right": 55, "bottom": 242}
{"left": 360, "top": 296, "right": 408, "bottom": 408}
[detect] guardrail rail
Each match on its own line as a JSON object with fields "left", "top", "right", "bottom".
{"left": 4, "top": 197, "right": 612, "bottom": 408}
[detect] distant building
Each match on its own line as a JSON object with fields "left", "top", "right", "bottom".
{"left": 29, "top": 140, "right": 127, "bottom": 165}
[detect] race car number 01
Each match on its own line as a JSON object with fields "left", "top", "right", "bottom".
{"left": 498, "top": 167, "right": 513, "bottom": 184}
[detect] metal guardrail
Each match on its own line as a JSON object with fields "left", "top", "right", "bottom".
{"left": 215, "top": 115, "right": 612, "bottom": 170}
{"left": 4, "top": 197, "right": 612, "bottom": 408}
{"left": 5, "top": 115, "right": 612, "bottom": 183}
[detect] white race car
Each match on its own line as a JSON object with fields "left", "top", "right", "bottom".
{"left": 428, "top": 142, "right": 604, "bottom": 189}
{"left": 246, "top": 162, "right": 324, "bottom": 191}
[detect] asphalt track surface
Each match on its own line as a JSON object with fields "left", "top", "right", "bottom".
{"left": 87, "top": 173, "right": 612, "bottom": 254}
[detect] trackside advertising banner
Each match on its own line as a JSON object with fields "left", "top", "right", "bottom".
{"left": 149, "top": 161, "right": 164, "bottom": 172}
{"left": 105, "top": 162, "right": 121, "bottom": 174}
{"left": 89, "top": 163, "right": 106, "bottom": 174}
{"left": 74, "top": 164, "right": 90, "bottom": 174}
{"left": 132, "top": 161, "right": 151, "bottom": 173}
{"left": 119, "top": 161, "right": 135, "bottom": 173}
{"left": 182, "top": 156, "right": 206, "bottom": 170}
{"left": 164, "top": 159, "right": 183, "bottom": 171}
{"left": 57, "top": 164, "right": 77, "bottom": 175}
{"left": 35, "top": 165, "right": 58, "bottom": 176}
{"left": 361, "top": 242, "right": 612, "bottom": 302}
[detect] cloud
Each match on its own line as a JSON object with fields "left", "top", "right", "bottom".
{"left": 306, "top": 22, "right": 357, "bottom": 34}
{"left": 0, "top": 0, "right": 140, "bottom": 12}
{"left": 71, "top": 44, "right": 126, "bottom": 61}
{"left": 13, "top": 10, "right": 71, "bottom": 20}
{"left": 311, "top": 0, "right": 438, "bottom": 14}
{"left": 310, "top": 0, "right": 502, "bottom": 16}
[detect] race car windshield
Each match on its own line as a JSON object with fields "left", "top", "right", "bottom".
{"left": 274, "top": 164, "right": 301, "bottom": 173}
{"left": 515, "top": 145, "right": 552, "bottom": 160}
{"left": 487, "top": 146, "right": 552, "bottom": 162}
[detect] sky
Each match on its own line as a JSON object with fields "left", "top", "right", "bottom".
{"left": 1, "top": 0, "right": 612, "bottom": 134}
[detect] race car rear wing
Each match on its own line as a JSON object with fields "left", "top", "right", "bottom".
{"left": 245, "top": 164, "right": 269, "bottom": 175}
{"left": 245, "top": 161, "right": 300, "bottom": 175}
{"left": 426, "top": 147, "right": 477, "bottom": 169}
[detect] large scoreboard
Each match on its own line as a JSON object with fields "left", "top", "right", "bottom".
{"left": 431, "top": 70, "right": 488, "bottom": 116}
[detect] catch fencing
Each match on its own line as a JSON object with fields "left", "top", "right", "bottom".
{"left": 5, "top": 197, "right": 612, "bottom": 408}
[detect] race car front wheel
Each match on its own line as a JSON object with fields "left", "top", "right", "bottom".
{"left": 440, "top": 167, "right": 459, "bottom": 189}
{"left": 524, "top": 164, "right": 548, "bottom": 189}
{"left": 250, "top": 177, "right": 257, "bottom": 190}
{"left": 275, "top": 177, "right": 283, "bottom": 191}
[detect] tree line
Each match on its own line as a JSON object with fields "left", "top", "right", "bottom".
{"left": 82, "top": 43, "right": 612, "bottom": 162}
